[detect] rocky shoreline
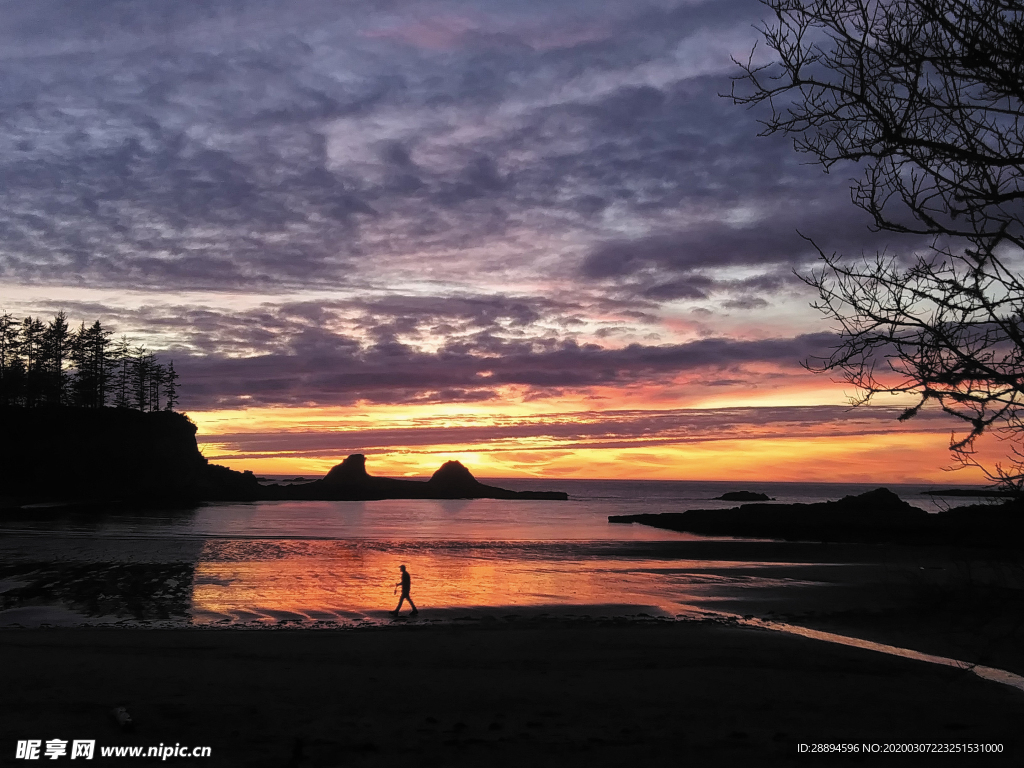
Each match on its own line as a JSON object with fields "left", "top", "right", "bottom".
{"left": 610, "top": 487, "right": 1024, "bottom": 546}
{"left": 0, "top": 406, "right": 566, "bottom": 507}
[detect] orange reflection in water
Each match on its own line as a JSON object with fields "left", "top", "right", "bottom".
{"left": 190, "top": 540, "right": 813, "bottom": 624}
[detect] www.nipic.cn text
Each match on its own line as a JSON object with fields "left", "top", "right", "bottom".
{"left": 16, "top": 740, "right": 212, "bottom": 760}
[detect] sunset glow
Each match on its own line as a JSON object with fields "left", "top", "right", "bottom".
{"left": 190, "top": 538, "right": 813, "bottom": 622}
{"left": 0, "top": 0, "right": 990, "bottom": 485}
{"left": 190, "top": 399, "right": 984, "bottom": 483}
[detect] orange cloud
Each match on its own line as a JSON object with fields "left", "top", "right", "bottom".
{"left": 189, "top": 392, "right": 982, "bottom": 483}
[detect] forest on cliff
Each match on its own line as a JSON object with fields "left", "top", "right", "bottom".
{"left": 0, "top": 310, "right": 177, "bottom": 411}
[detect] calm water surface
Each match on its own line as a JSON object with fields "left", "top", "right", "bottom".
{"left": 0, "top": 480, "right": 979, "bottom": 626}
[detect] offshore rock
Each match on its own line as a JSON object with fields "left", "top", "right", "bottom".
{"left": 270, "top": 455, "right": 568, "bottom": 501}
{"left": 322, "top": 454, "right": 371, "bottom": 485}
{"left": 715, "top": 491, "right": 772, "bottom": 502}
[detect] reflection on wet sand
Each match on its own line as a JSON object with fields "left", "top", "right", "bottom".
{"left": 190, "top": 539, "right": 824, "bottom": 624}
{"left": 0, "top": 519, "right": 206, "bottom": 626}
{"left": 0, "top": 557, "right": 198, "bottom": 625}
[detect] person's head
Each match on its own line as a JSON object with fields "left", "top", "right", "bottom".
{"left": 399, "top": 565, "right": 406, "bottom": 572}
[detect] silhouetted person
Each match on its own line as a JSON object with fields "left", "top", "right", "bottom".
{"left": 393, "top": 564, "right": 418, "bottom": 615}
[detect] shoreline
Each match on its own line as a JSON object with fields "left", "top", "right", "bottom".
{"left": 6, "top": 605, "right": 1024, "bottom": 695}
{"left": 5, "top": 535, "right": 1024, "bottom": 675}
{"left": 3, "top": 620, "right": 1022, "bottom": 766}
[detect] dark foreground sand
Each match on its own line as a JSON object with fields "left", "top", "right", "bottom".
{"left": 2, "top": 620, "right": 1022, "bottom": 767}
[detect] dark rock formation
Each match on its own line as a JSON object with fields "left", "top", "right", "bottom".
{"left": 921, "top": 488, "right": 1013, "bottom": 497}
{"left": 0, "top": 406, "right": 261, "bottom": 507}
{"left": 278, "top": 455, "right": 567, "bottom": 501}
{"left": 428, "top": 460, "right": 478, "bottom": 494}
{"left": 609, "top": 487, "right": 1024, "bottom": 546}
{"left": 322, "top": 454, "right": 371, "bottom": 485}
{"left": 0, "top": 409, "right": 567, "bottom": 507}
{"left": 715, "top": 491, "right": 772, "bottom": 502}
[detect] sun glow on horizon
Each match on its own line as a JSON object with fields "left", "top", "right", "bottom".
{"left": 189, "top": 397, "right": 986, "bottom": 484}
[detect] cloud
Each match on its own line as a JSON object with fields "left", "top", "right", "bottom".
{"left": 0, "top": 0, "right": 890, "bottom": 299}
{"left": 169, "top": 329, "right": 838, "bottom": 409}
{"left": 0, "top": 0, "right": 923, "bottom": 428}
{"left": 197, "top": 403, "right": 962, "bottom": 459}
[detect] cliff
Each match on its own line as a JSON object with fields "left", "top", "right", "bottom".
{"left": 0, "top": 409, "right": 566, "bottom": 506}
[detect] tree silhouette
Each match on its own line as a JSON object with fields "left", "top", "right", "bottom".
{"left": 70, "top": 321, "right": 113, "bottom": 408}
{"left": 164, "top": 361, "right": 179, "bottom": 412}
{"left": 733, "top": 0, "right": 1024, "bottom": 491}
{"left": 21, "top": 317, "right": 46, "bottom": 408}
{"left": 0, "top": 311, "right": 179, "bottom": 413}
{"left": 0, "top": 312, "right": 22, "bottom": 407}
{"left": 111, "top": 335, "right": 133, "bottom": 409}
{"left": 41, "top": 311, "right": 71, "bottom": 405}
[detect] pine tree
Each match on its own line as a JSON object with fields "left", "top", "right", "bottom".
{"left": 164, "top": 361, "right": 179, "bottom": 411}
{"left": 41, "top": 311, "right": 71, "bottom": 405}
{"left": 131, "top": 346, "right": 157, "bottom": 411}
{"left": 70, "top": 322, "right": 90, "bottom": 407}
{"left": 0, "top": 312, "right": 21, "bottom": 406}
{"left": 21, "top": 317, "right": 46, "bottom": 407}
{"left": 70, "top": 321, "right": 113, "bottom": 408}
{"left": 149, "top": 359, "right": 164, "bottom": 412}
{"left": 111, "top": 336, "right": 132, "bottom": 408}
{"left": 2, "top": 312, "right": 180, "bottom": 413}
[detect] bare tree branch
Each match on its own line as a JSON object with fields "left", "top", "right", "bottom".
{"left": 734, "top": 0, "right": 1024, "bottom": 494}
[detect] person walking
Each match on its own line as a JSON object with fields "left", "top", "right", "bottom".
{"left": 392, "top": 564, "right": 418, "bottom": 615}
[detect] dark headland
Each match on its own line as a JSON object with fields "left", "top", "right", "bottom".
{"left": 0, "top": 407, "right": 566, "bottom": 507}
{"left": 610, "top": 487, "right": 1024, "bottom": 547}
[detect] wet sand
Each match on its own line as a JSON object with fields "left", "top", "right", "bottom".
{"left": 2, "top": 620, "right": 1022, "bottom": 766}
{"left": 694, "top": 543, "right": 1024, "bottom": 677}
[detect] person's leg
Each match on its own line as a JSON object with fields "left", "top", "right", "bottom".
{"left": 393, "top": 595, "right": 406, "bottom": 613}
{"left": 408, "top": 597, "right": 417, "bottom": 613}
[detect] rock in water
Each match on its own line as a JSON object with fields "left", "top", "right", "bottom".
{"left": 715, "top": 491, "right": 771, "bottom": 502}
{"left": 322, "top": 454, "right": 371, "bottom": 485}
{"left": 427, "top": 460, "right": 481, "bottom": 494}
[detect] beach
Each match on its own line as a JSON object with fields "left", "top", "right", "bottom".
{"left": 3, "top": 619, "right": 1023, "bottom": 767}
{"left": 4, "top": 488, "right": 1024, "bottom": 764}
{"left": 6, "top": 0, "right": 1024, "bottom": 763}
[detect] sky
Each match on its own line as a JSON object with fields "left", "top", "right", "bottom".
{"left": 0, "top": 0, "right": 986, "bottom": 481}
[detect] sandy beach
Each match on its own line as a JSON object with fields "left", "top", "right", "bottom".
{"left": 4, "top": 498, "right": 1024, "bottom": 766}
{"left": 2, "top": 619, "right": 1022, "bottom": 767}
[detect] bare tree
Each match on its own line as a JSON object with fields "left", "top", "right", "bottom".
{"left": 733, "top": 0, "right": 1024, "bottom": 491}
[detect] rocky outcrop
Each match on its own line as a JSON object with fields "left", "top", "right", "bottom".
{"left": 610, "top": 488, "right": 935, "bottom": 543}
{"left": 428, "top": 460, "right": 479, "bottom": 494}
{"left": 611, "top": 487, "right": 1024, "bottom": 546}
{"left": 322, "top": 453, "right": 372, "bottom": 485}
{"left": 277, "top": 455, "right": 567, "bottom": 501}
{"left": 0, "top": 409, "right": 566, "bottom": 507}
{"left": 715, "top": 491, "right": 772, "bottom": 502}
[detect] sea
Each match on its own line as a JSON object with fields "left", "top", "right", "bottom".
{"left": 0, "top": 479, "right": 986, "bottom": 628}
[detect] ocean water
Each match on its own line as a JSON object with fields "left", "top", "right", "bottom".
{"left": 0, "top": 480, "right": 984, "bottom": 627}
